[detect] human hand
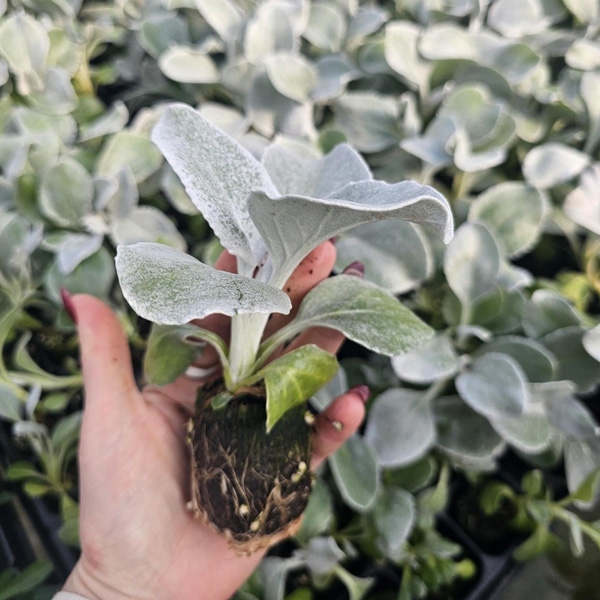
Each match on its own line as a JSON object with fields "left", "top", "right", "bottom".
{"left": 61, "top": 241, "right": 368, "bottom": 600}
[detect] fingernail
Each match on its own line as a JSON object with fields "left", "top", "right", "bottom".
{"left": 342, "top": 261, "right": 364, "bottom": 278}
{"left": 349, "top": 384, "right": 370, "bottom": 403}
{"left": 329, "top": 236, "right": 338, "bottom": 244}
{"left": 60, "top": 288, "right": 77, "bottom": 324}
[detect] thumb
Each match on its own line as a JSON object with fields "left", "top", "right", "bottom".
{"left": 65, "top": 291, "right": 140, "bottom": 423}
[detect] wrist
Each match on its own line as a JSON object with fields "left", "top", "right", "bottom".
{"left": 62, "top": 560, "right": 135, "bottom": 600}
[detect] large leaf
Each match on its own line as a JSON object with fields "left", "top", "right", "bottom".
{"left": 243, "top": 345, "right": 338, "bottom": 432}
{"left": 248, "top": 180, "right": 453, "bottom": 287}
{"left": 329, "top": 434, "right": 379, "bottom": 512}
{"left": 261, "top": 143, "right": 371, "bottom": 199}
{"left": 364, "top": 388, "right": 435, "bottom": 467}
{"left": 469, "top": 182, "right": 548, "bottom": 258}
{"left": 115, "top": 243, "right": 291, "bottom": 326}
{"left": 335, "top": 220, "right": 433, "bottom": 294}
{"left": 455, "top": 352, "right": 528, "bottom": 418}
{"left": 152, "top": 104, "right": 277, "bottom": 271}
{"left": 262, "top": 275, "right": 433, "bottom": 359}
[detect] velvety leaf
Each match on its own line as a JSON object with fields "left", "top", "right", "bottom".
{"left": 313, "top": 56, "right": 359, "bottom": 102}
{"left": 296, "top": 479, "right": 334, "bottom": 544}
{"left": 444, "top": 222, "right": 500, "bottom": 306}
{"left": 543, "top": 386, "right": 599, "bottom": 440}
{"left": 469, "top": 182, "right": 548, "bottom": 258}
{"left": 158, "top": 46, "right": 219, "bottom": 83}
{"left": 490, "top": 410, "right": 552, "bottom": 454}
{"left": 565, "top": 439, "right": 600, "bottom": 510}
{"left": 96, "top": 130, "right": 163, "bottom": 183}
{"left": 46, "top": 232, "right": 103, "bottom": 275}
{"left": 365, "top": 388, "right": 435, "bottom": 467}
{"left": 522, "top": 290, "right": 581, "bottom": 338}
{"left": 583, "top": 325, "right": 600, "bottom": 363}
{"left": 244, "top": 4, "right": 296, "bottom": 63}
{"left": 270, "top": 275, "right": 433, "bottom": 357}
{"left": 419, "top": 24, "right": 475, "bottom": 60}
{"left": 542, "top": 326, "right": 600, "bottom": 394}
{"left": 456, "top": 353, "right": 528, "bottom": 418}
{"left": 562, "top": 0, "right": 599, "bottom": 22}
{"left": 335, "top": 220, "right": 433, "bottom": 294}
{"left": 372, "top": 488, "right": 415, "bottom": 557}
{"left": 152, "top": 104, "right": 276, "bottom": 271}
{"left": 0, "top": 383, "right": 21, "bottom": 422}
{"left": 138, "top": 14, "right": 190, "bottom": 59}
{"left": 39, "top": 157, "right": 94, "bottom": 227}
{"left": 523, "top": 143, "right": 590, "bottom": 189}
{"left": 476, "top": 336, "right": 557, "bottom": 383}
{"left": 79, "top": 100, "right": 129, "bottom": 142}
{"left": 329, "top": 434, "right": 379, "bottom": 511}
{"left": 304, "top": 3, "right": 346, "bottom": 52}
{"left": 488, "top": 0, "right": 551, "bottom": 38}
{"left": 115, "top": 242, "right": 291, "bottom": 325}
{"left": 245, "top": 344, "right": 338, "bottom": 432}
{"left": 385, "top": 21, "right": 430, "bottom": 88}
{"left": 434, "top": 396, "right": 504, "bottom": 470}
{"left": 248, "top": 179, "right": 453, "bottom": 287}
{"left": 264, "top": 53, "right": 317, "bottom": 103}
{"left": 304, "top": 537, "right": 345, "bottom": 576}
{"left": 262, "top": 143, "right": 371, "bottom": 199}
{"left": 27, "top": 67, "right": 78, "bottom": 116}
{"left": 194, "top": 0, "right": 244, "bottom": 42}
{"left": 333, "top": 92, "right": 400, "bottom": 152}
{"left": 564, "top": 164, "right": 600, "bottom": 235}
{"left": 392, "top": 335, "right": 460, "bottom": 384}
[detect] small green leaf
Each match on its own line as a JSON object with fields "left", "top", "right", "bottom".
{"left": 245, "top": 345, "right": 338, "bottom": 432}
{"left": 480, "top": 481, "right": 515, "bottom": 516}
{"left": 0, "top": 561, "right": 53, "bottom": 600}
{"left": 513, "top": 525, "right": 561, "bottom": 562}
{"left": 23, "top": 481, "right": 53, "bottom": 497}
{"left": 568, "top": 468, "right": 600, "bottom": 504}
{"left": 211, "top": 391, "right": 233, "bottom": 410}
{"left": 329, "top": 435, "right": 379, "bottom": 512}
{"left": 296, "top": 479, "right": 334, "bottom": 545}
{"left": 6, "top": 461, "right": 45, "bottom": 482}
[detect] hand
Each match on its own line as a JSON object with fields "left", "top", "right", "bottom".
{"left": 61, "top": 241, "right": 368, "bottom": 600}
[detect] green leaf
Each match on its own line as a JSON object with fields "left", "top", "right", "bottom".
{"left": 151, "top": 104, "right": 276, "bottom": 271}
{"left": 23, "top": 481, "right": 53, "bottom": 497}
{"left": 6, "top": 461, "right": 45, "bottom": 482}
{"left": 329, "top": 435, "right": 379, "bottom": 512}
{"left": 513, "top": 525, "right": 561, "bottom": 562}
{"left": 569, "top": 468, "right": 600, "bottom": 505}
{"left": 490, "top": 411, "right": 552, "bottom": 454}
{"left": 332, "top": 565, "right": 374, "bottom": 600}
{"left": 372, "top": 487, "right": 415, "bottom": 557}
{"left": 296, "top": 479, "right": 334, "bottom": 545}
{"left": 244, "top": 344, "right": 338, "bottom": 432}
{"left": 39, "top": 157, "right": 94, "bottom": 227}
{"left": 0, "top": 384, "right": 21, "bottom": 422}
{"left": 364, "top": 388, "right": 435, "bottom": 467}
{"left": 480, "top": 481, "right": 515, "bottom": 515}
{"left": 456, "top": 353, "right": 528, "bottom": 419}
{"left": 115, "top": 243, "right": 291, "bottom": 326}
{"left": 523, "top": 143, "right": 590, "bottom": 190}
{"left": 158, "top": 46, "right": 219, "bottom": 84}
{"left": 0, "top": 561, "right": 53, "bottom": 600}
{"left": 96, "top": 130, "right": 163, "bottom": 184}
{"left": 335, "top": 220, "right": 433, "bottom": 294}
{"left": 264, "top": 275, "right": 433, "bottom": 359}
{"left": 444, "top": 223, "right": 500, "bottom": 306}
{"left": 469, "top": 182, "right": 548, "bottom": 258}
{"left": 304, "top": 536, "right": 345, "bottom": 575}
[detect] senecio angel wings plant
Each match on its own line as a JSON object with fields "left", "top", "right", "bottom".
{"left": 114, "top": 104, "right": 454, "bottom": 553}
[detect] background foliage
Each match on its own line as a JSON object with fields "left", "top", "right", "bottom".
{"left": 1, "top": 0, "right": 600, "bottom": 598}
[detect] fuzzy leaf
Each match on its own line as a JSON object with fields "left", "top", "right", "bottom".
{"left": 329, "top": 434, "right": 379, "bottom": 512}
{"left": 564, "top": 164, "right": 600, "bottom": 235}
{"left": 522, "top": 290, "right": 581, "bottom": 338}
{"left": 584, "top": 324, "right": 600, "bottom": 363}
{"left": 335, "top": 220, "right": 433, "bottom": 294}
{"left": 158, "top": 46, "right": 219, "bottom": 83}
{"left": 115, "top": 243, "right": 291, "bottom": 325}
{"left": 365, "top": 388, "right": 435, "bottom": 467}
{"left": 385, "top": 21, "right": 430, "bottom": 88}
{"left": 152, "top": 104, "right": 276, "bottom": 271}
{"left": 456, "top": 353, "right": 528, "bottom": 418}
{"left": 249, "top": 180, "right": 453, "bottom": 286}
{"left": 274, "top": 275, "right": 433, "bottom": 357}
{"left": 490, "top": 411, "right": 552, "bottom": 454}
{"left": 264, "top": 53, "right": 317, "bottom": 103}
{"left": 523, "top": 143, "right": 590, "bottom": 189}
{"left": 261, "top": 143, "right": 371, "bottom": 199}
{"left": 469, "top": 182, "right": 548, "bottom": 258}
{"left": 373, "top": 488, "right": 415, "bottom": 557}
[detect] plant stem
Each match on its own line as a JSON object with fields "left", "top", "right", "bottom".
{"left": 228, "top": 313, "right": 269, "bottom": 385}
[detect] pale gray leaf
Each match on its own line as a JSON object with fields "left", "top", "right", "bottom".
{"left": 392, "top": 335, "right": 460, "bottom": 384}
{"left": 115, "top": 243, "right": 291, "bottom": 325}
{"left": 384, "top": 20, "right": 430, "bottom": 88}
{"left": 53, "top": 233, "right": 103, "bottom": 275}
{"left": 490, "top": 410, "right": 552, "bottom": 454}
{"left": 244, "top": 4, "right": 296, "bottom": 63}
{"left": 372, "top": 488, "right": 415, "bottom": 557}
{"left": 198, "top": 103, "right": 250, "bottom": 137}
{"left": 456, "top": 353, "right": 528, "bottom": 418}
{"left": 152, "top": 104, "right": 276, "bottom": 270}
{"left": 581, "top": 72, "right": 600, "bottom": 155}
{"left": 194, "top": 0, "right": 244, "bottom": 42}
{"left": 264, "top": 53, "right": 316, "bottom": 103}
{"left": 564, "top": 164, "right": 600, "bottom": 235}
{"left": 365, "top": 388, "right": 435, "bottom": 467}
{"left": 304, "top": 3, "right": 346, "bottom": 52}
{"left": 313, "top": 56, "right": 359, "bottom": 102}
{"left": 262, "top": 142, "right": 371, "bottom": 199}
{"left": 304, "top": 537, "right": 345, "bottom": 576}
{"left": 523, "top": 143, "right": 590, "bottom": 189}
{"left": 158, "top": 46, "right": 219, "bottom": 83}
{"left": 443, "top": 222, "right": 500, "bottom": 306}
{"left": 566, "top": 39, "right": 600, "bottom": 70}
{"left": 248, "top": 179, "right": 453, "bottom": 286}
{"left": 565, "top": 439, "right": 600, "bottom": 510}
{"left": 79, "top": 101, "right": 129, "bottom": 142}
{"left": 329, "top": 434, "right": 379, "bottom": 512}
{"left": 583, "top": 325, "right": 600, "bottom": 363}
{"left": 522, "top": 289, "right": 581, "bottom": 338}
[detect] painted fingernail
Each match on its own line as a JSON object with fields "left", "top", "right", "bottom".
{"left": 349, "top": 384, "right": 370, "bottom": 403}
{"left": 60, "top": 288, "right": 77, "bottom": 324}
{"left": 342, "top": 261, "right": 364, "bottom": 278}
{"left": 329, "top": 236, "right": 338, "bottom": 244}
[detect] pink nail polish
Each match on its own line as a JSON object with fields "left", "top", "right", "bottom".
{"left": 342, "top": 261, "right": 365, "bottom": 278}
{"left": 60, "top": 288, "right": 77, "bottom": 324}
{"left": 349, "top": 384, "right": 370, "bottom": 403}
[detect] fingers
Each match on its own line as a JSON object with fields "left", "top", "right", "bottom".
{"left": 68, "top": 292, "right": 142, "bottom": 424}
{"left": 311, "top": 385, "right": 369, "bottom": 469}
{"left": 263, "top": 241, "right": 336, "bottom": 339}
